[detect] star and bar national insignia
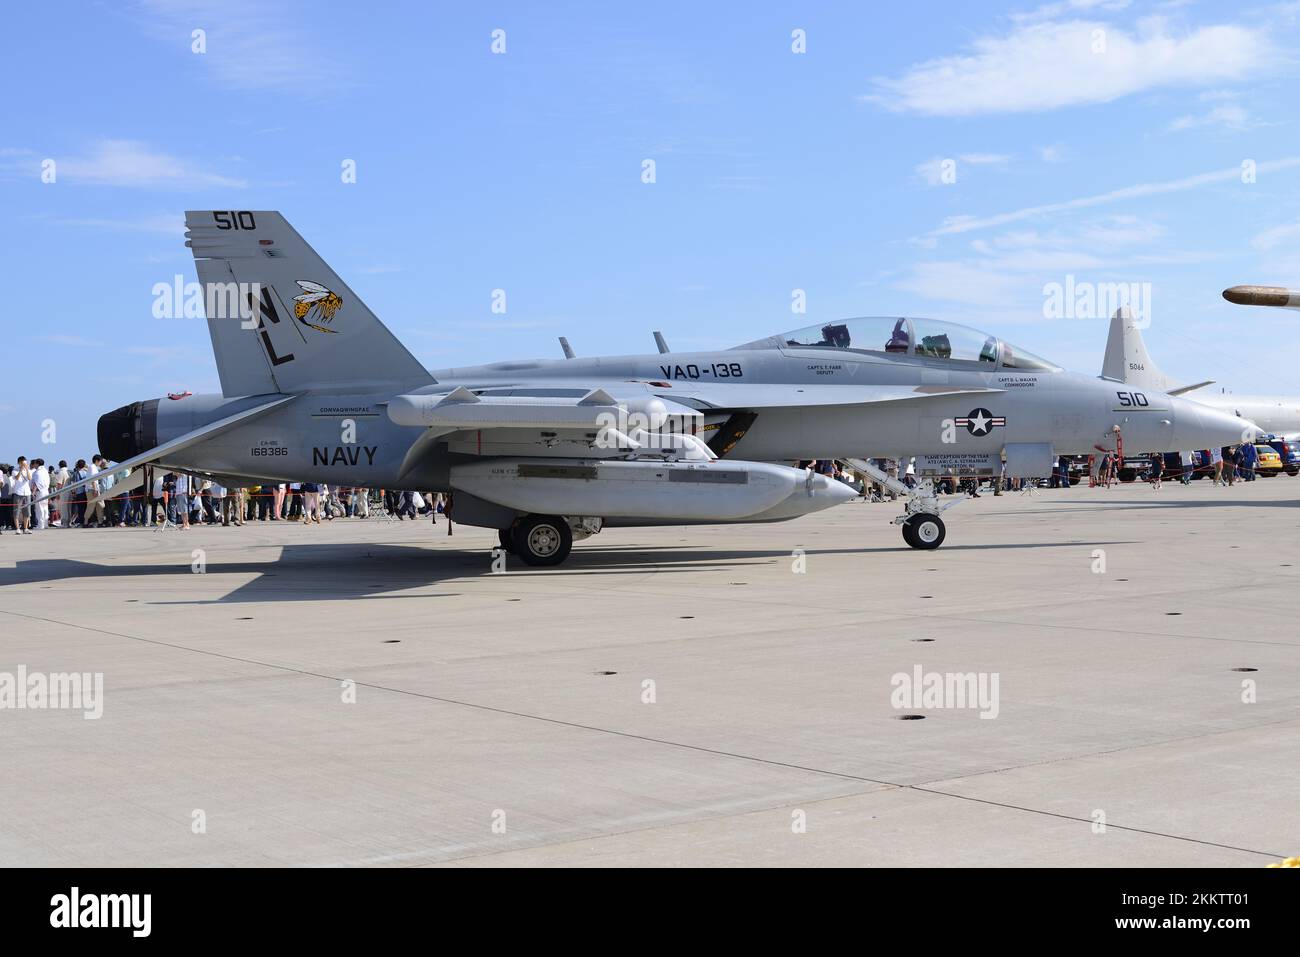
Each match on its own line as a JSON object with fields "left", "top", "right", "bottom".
{"left": 955, "top": 408, "right": 1006, "bottom": 436}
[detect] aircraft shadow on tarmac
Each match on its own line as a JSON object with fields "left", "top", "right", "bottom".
{"left": 1, "top": 539, "right": 1135, "bottom": 604}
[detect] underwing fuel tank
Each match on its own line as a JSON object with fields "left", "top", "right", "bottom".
{"left": 450, "top": 458, "right": 857, "bottom": 522}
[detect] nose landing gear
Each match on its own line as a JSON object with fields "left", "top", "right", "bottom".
{"left": 845, "top": 458, "right": 963, "bottom": 550}
{"left": 902, "top": 512, "right": 946, "bottom": 549}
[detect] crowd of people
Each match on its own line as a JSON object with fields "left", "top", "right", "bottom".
{"left": 812, "top": 445, "right": 1270, "bottom": 501}
{"left": 0, "top": 456, "right": 448, "bottom": 534}
{"left": 1, "top": 444, "right": 1275, "bottom": 535}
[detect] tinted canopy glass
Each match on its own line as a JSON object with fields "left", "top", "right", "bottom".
{"left": 773, "top": 317, "right": 1059, "bottom": 371}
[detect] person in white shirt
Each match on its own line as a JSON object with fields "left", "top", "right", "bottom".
{"left": 150, "top": 469, "right": 165, "bottom": 525}
{"left": 84, "top": 457, "right": 104, "bottom": 527}
{"left": 209, "top": 480, "right": 226, "bottom": 526}
{"left": 173, "top": 472, "right": 191, "bottom": 530}
{"left": 54, "top": 460, "right": 70, "bottom": 528}
{"left": 32, "top": 459, "right": 50, "bottom": 529}
{"left": 11, "top": 457, "right": 33, "bottom": 534}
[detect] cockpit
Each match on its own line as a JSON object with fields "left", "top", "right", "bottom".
{"left": 745, "top": 317, "right": 1059, "bottom": 371}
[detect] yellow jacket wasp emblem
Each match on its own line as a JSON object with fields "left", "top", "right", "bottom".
{"left": 293, "top": 280, "right": 343, "bottom": 333}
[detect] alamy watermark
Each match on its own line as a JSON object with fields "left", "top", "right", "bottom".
{"left": 0, "top": 666, "right": 103, "bottom": 719}
{"left": 152, "top": 276, "right": 261, "bottom": 328}
{"left": 891, "top": 665, "right": 999, "bottom": 719}
{"left": 1043, "top": 275, "right": 1152, "bottom": 327}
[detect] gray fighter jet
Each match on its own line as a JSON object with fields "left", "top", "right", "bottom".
{"left": 70, "top": 211, "right": 1250, "bottom": 566}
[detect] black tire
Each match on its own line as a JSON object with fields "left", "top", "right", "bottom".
{"left": 497, "top": 527, "right": 516, "bottom": 554}
{"left": 903, "top": 513, "right": 945, "bottom": 550}
{"left": 513, "top": 514, "right": 573, "bottom": 567}
{"left": 1287, "top": 468, "right": 1298, "bottom": 477}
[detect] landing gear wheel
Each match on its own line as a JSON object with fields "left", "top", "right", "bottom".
{"left": 903, "top": 513, "right": 945, "bottom": 550}
{"left": 497, "top": 527, "right": 516, "bottom": 554}
{"left": 513, "top": 514, "right": 573, "bottom": 567}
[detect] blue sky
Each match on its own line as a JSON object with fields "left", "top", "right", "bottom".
{"left": 3, "top": 0, "right": 1300, "bottom": 459}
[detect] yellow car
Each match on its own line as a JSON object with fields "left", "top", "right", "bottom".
{"left": 1255, "top": 444, "right": 1283, "bottom": 476}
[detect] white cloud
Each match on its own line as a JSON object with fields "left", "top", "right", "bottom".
{"left": 56, "top": 214, "right": 185, "bottom": 235}
{"left": 1168, "top": 104, "right": 1251, "bottom": 131}
{"left": 897, "top": 216, "right": 1189, "bottom": 310}
{"left": 960, "top": 152, "right": 1013, "bottom": 165}
{"left": 1038, "top": 144, "right": 1067, "bottom": 163}
{"left": 1010, "top": 0, "right": 1132, "bottom": 24}
{"left": 125, "top": 345, "right": 199, "bottom": 363}
{"left": 926, "top": 157, "right": 1300, "bottom": 238}
{"left": 135, "top": 0, "right": 352, "bottom": 95}
{"left": 894, "top": 260, "right": 1026, "bottom": 307}
{"left": 865, "top": 17, "right": 1274, "bottom": 115}
{"left": 49, "top": 140, "right": 245, "bottom": 189}
{"left": 1252, "top": 220, "right": 1300, "bottom": 251}
{"left": 42, "top": 334, "right": 105, "bottom": 348}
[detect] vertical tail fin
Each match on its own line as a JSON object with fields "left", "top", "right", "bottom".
{"left": 184, "top": 211, "right": 433, "bottom": 396}
{"left": 1100, "top": 307, "right": 1212, "bottom": 396}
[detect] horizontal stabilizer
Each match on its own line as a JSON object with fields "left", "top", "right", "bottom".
{"left": 32, "top": 395, "right": 295, "bottom": 506}
{"left": 1168, "top": 380, "right": 1214, "bottom": 396}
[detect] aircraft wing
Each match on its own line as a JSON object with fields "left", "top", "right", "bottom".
{"left": 387, "top": 382, "right": 1004, "bottom": 428}
{"left": 665, "top": 382, "right": 1004, "bottom": 410}
{"left": 32, "top": 394, "right": 296, "bottom": 506}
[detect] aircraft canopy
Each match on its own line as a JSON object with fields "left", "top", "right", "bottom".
{"left": 744, "top": 317, "right": 1060, "bottom": 371}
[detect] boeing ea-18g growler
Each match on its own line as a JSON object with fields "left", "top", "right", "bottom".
{"left": 75, "top": 211, "right": 1252, "bottom": 566}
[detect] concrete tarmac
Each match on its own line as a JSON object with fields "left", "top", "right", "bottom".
{"left": 1, "top": 480, "right": 1297, "bottom": 867}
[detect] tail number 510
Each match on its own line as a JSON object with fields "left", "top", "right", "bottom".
{"left": 214, "top": 211, "right": 257, "bottom": 230}
{"left": 1116, "top": 391, "right": 1149, "bottom": 407}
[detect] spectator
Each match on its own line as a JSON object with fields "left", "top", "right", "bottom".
{"left": 1241, "top": 441, "right": 1258, "bottom": 481}
{"left": 210, "top": 480, "right": 227, "bottom": 526}
{"left": 32, "top": 458, "right": 50, "bottom": 529}
{"left": 173, "top": 471, "right": 191, "bottom": 530}
{"left": 12, "top": 457, "right": 33, "bottom": 534}
{"left": 52, "top": 460, "right": 70, "bottom": 527}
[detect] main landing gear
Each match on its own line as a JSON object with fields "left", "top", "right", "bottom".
{"left": 499, "top": 514, "right": 574, "bottom": 567}
{"left": 846, "top": 458, "right": 961, "bottom": 551}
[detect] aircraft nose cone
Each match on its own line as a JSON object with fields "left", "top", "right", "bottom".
{"left": 1172, "top": 396, "right": 1259, "bottom": 450}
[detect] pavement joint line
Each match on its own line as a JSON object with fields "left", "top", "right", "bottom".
{"left": 905, "top": 785, "right": 1284, "bottom": 859}
{"left": 1, "top": 605, "right": 1284, "bottom": 862}
{"left": 908, "top": 713, "right": 1300, "bottom": 793}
